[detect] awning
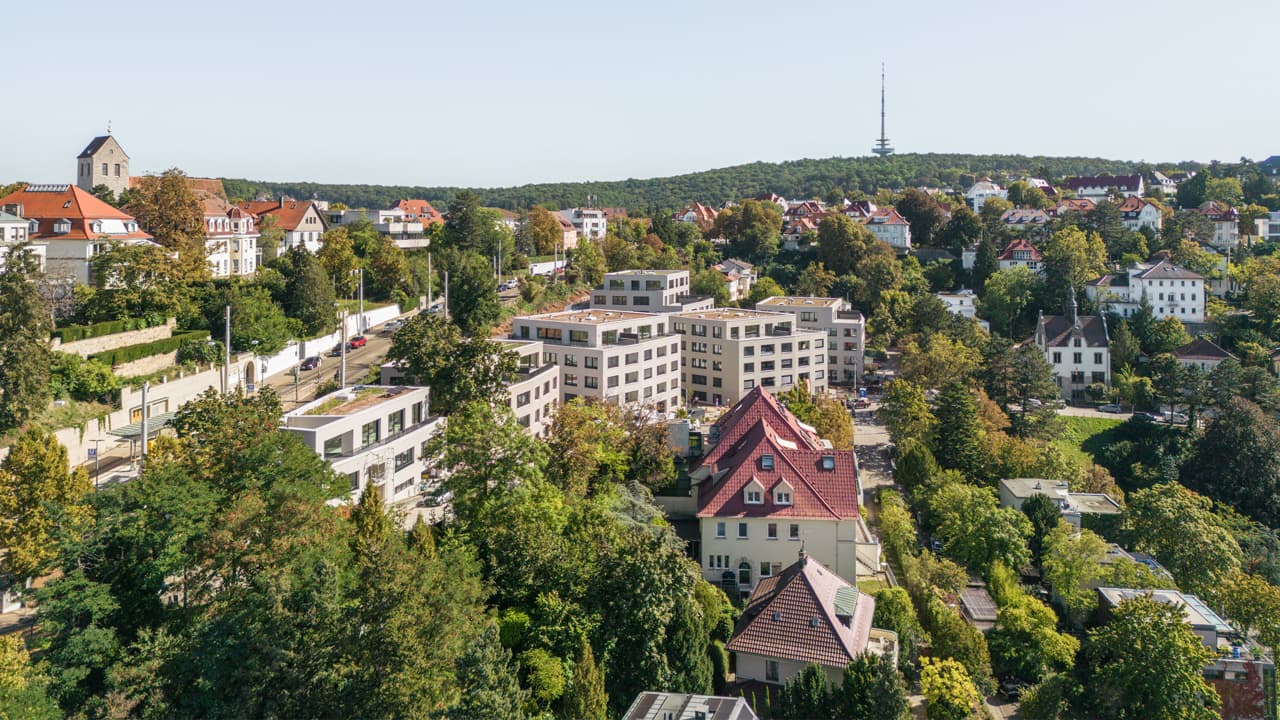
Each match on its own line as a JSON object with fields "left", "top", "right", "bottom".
{"left": 107, "top": 411, "right": 177, "bottom": 439}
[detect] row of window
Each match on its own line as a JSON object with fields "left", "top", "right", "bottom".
{"left": 713, "top": 520, "right": 802, "bottom": 540}
{"left": 743, "top": 370, "right": 823, "bottom": 389}
{"left": 1051, "top": 351, "right": 1105, "bottom": 365}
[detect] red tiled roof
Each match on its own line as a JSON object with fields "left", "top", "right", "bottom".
{"left": 1114, "top": 196, "right": 1157, "bottom": 214}
{"left": 861, "top": 206, "right": 909, "bottom": 226}
{"left": 390, "top": 199, "right": 443, "bottom": 225}
{"left": 1051, "top": 198, "right": 1096, "bottom": 216}
{"left": 999, "top": 237, "right": 1042, "bottom": 262}
{"left": 0, "top": 184, "right": 151, "bottom": 242}
{"left": 235, "top": 199, "right": 320, "bottom": 232}
{"left": 1198, "top": 200, "right": 1238, "bottom": 222}
{"left": 727, "top": 553, "right": 875, "bottom": 668}
{"left": 697, "top": 419, "right": 858, "bottom": 520}
{"left": 700, "top": 387, "right": 821, "bottom": 470}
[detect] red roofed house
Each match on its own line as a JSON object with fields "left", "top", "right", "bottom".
{"left": 0, "top": 184, "right": 154, "bottom": 284}
{"left": 727, "top": 550, "right": 896, "bottom": 687}
{"left": 693, "top": 388, "right": 877, "bottom": 597}
{"left": 1051, "top": 197, "right": 1097, "bottom": 217}
{"left": 842, "top": 202, "right": 912, "bottom": 252}
{"left": 236, "top": 199, "right": 327, "bottom": 255}
{"left": 673, "top": 203, "right": 718, "bottom": 230}
{"left": 200, "top": 194, "right": 259, "bottom": 278}
{"left": 1115, "top": 196, "right": 1163, "bottom": 233}
{"left": 998, "top": 237, "right": 1043, "bottom": 274}
{"left": 389, "top": 199, "right": 443, "bottom": 227}
{"left": 1197, "top": 201, "right": 1240, "bottom": 249}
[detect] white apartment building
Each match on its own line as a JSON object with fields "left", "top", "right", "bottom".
{"left": 672, "top": 308, "right": 828, "bottom": 407}
{"left": 966, "top": 179, "right": 1007, "bottom": 212}
{"left": 0, "top": 210, "right": 44, "bottom": 271}
{"left": 1115, "top": 196, "right": 1163, "bottom": 233}
{"left": 1198, "top": 201, "right": 1240, "bottom": 249}
{"left": 560, "top": 208, "right": 608, "bottom": 240}
{"left": 511, "top": 309, "right": 681, "bottom": 411}
{"left": 935, "top": 289, "right": 989, "bottom": 330}
{"left": 1035, "top": 304, "right": 1110, "bottom": 402}
{"left": 282, "top": 385, "right": 441, "bottom": 506}
{"left": 591, "top": 269, "right": 714, "bottom": 313}
{"left": 202, "top": 196, "right": 258, "bottom": 278}
{"left": 1084, "top": 259, "right": 1205, "bottom": 323}
{"left": 754, "top": 296, "right": 865, "bottom": 386}
{"left": 327, "top": 207, "right": 427, "bottom": 248}
{"left": 495, "top": 339, "right": 560, "bottom": 437}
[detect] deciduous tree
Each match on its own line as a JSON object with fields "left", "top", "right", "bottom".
{"left": 0, "top": 428, "right": 93, "bottom": 580}
{"left": 0, "top": 257, "right": 52, "bottom": 429}
{"left": 920, "top": 657, "right": 979, "bottom": 720}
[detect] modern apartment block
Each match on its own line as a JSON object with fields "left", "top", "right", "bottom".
{"left": 754, "top": 296, "right": 865, "bottom": 386}
{"left": 510, "top": 309, "right": 682, "bottom": 411}
{"left": 590, "top": 269, "right": 715, "bottom": 313}
{"left": 672, "top": 308, "right": 828, "bottom": 407}
{"left": 494, "top": 339, "right": 560, "bottom": 436}
{"left": 282, "top": 385, "right": 440, "bottom": 506}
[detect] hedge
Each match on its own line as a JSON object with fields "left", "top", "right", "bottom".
{"left": 90, "top": 330, "right": 211, "bottom": 367}
{"left": 53, "top": 316, "right": 166, "bottom": 343}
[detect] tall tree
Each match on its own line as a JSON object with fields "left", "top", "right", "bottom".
{"left": 793, "top": 261, "right": 836, "bottom": 297}
{"left": 710, "top": 199, "right": 782, "bottom": 265}
{"left": 0, "top": 256, "right": 52, "bottom": 430}
{"left": 1109, "top": 320, "right": 1140, "bottom": 373}
{"left": 896, "top": 188, "right": 947, "bottom": 246}
{"left": 448, "top": 625, "right": 529, "bottom": 720}
{"left": 1125, "top": 482, "right": 1242, "bottom": 595}
{"left": 778, "top": 663, "right": 834, "bottom": 720}
{"left": 212, "top": 284, "right": 294, "bottom": 353}
{"left": 817, "top": 214, "right": 879, "bottom": 275}
{"left": 872, "top": 587, "right": 927, "bottom": 672}
{"left": 526, "top": 207, "right": 563, "bottom": 256}
{"left": 931, "top": 382, "right": 988, "bottom": 480}
{"left": 834, "top": 654, "right": 909, "bottom": 720}
{"left": 689, "top": 268, "right": 731, "bottom": 307}
{"left": 281, "top": 248, "right": 337, "bottom": 336}
{"left": 0, "top": 428, "right": 94, "bottom": 580}
{"left": 971, "top": 236, "right": 1001, "bottom": 293}
{"left": 878, "top": 379, "right": 936, "bottom": 445}
{"left": 1080, "top": 595, "right": 1219, "bottom": 720}
{"left": 566, "top": 239, "right": 605, "bottom": 287}
{"left": 978, "top": 266, "right": 1038, "bottom": 337}
{"left": 386, "top": 314, "right": 518, "bottom": 415}
{"left": 561, "top": 638, "right": 607, "bottom": 720}
{"left": 1183, "top": 397, "right": 1280, "bottom": 528}
{"left": 317, "top": 226, "right": 361, "bottom": 296}
{"left": 125, "top": 169, "right": 209, "bottom": 280}
{"left": 920, "top": 657, "right": 979, "bottom": 720}
{"left": 1041, "top": 225, "right": 1107, "bottom": 299}
{"left": 446, "top": 251, "right": 502, "bottom": 336}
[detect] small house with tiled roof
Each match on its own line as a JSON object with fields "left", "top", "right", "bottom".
{"left": 235, "top": 199, "right": 326, "bottom": 255}
{"left": 693, "top": 388, "right": 877, "bottom": 594}
{"left": 1173, "top": 338, "right": 1236, "bottom": 372}
{"left": 1000, "top": 208, "right": 1051, "bottom": 234}
{"left": 1197, "top": 201, "right": 1240, "bottom": 249}
{"left": 1115, "top": 196, "right": 1163, "bottom": 233}
{"left": 389, "top": 199, "right": 443, "bottom": 227}
{"left": 1034, "top": 293, "right": 1110, "bottom": 402}
{"left": 0, "top": 184, "right": 154, "bottom": 284}
{"left": 1051, "top": 197, "right": 1097, "bottom": 217}
{"left": 998, "top": 237, "right": 1043, "bottom": 273}
{"left": 673, "top": 203, "right": 718, "bottom": 230}
{"left": 1084, "top": 259, "right": 1204, "bottom": 323}
{"left": 727, "top": 551, "right": 895, "bottom": 687}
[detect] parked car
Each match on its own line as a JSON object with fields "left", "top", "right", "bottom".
{"left": 382, "top": 319, "right": 405, "bottom": 333}
{"left": 1098, "top": 403, "right": 1124, "bottom": 413}
{"left": 854, "top": 398, "right": 871, "bottom": 409}
{"left": 1164, "top": 411, "right": 1189, "bottom": 424}
{"left": 300, "top": 356, "right": 322, "bottom": 371}
{"left": 1024, "top": 398, "right": 1043, "bottom": 409}
{"left": 348, "top": 335, "right": 368, "bottom": 350}
{"left": 1135, "top": 411, "right": 1163, "bottom": 422}
{"left": 1000, "top": 681, "right": 1029, "bottom": 699}
{"left": 327, "top": 343, "right": 344, "bottom": 357}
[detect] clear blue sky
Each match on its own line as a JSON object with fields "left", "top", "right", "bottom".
{"left": 4, "top": 0, "right": 1275, "bottom": 188}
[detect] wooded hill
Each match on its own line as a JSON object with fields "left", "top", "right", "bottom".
{"left": 223, "top": 153, "right": 1199, "bottom": 213}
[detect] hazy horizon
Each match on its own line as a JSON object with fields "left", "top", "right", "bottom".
{"left": 4, "top": 0, "right": 1275, "bottom": 188}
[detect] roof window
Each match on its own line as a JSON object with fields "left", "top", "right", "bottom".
{"left": 821, "top": 456, "right": 836, "bottom": 470}
{"left": 760, "top": 454, "right": 774, "bottom": 470}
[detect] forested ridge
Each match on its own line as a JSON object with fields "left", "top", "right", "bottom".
{"left": 222, "top": 153, "right": 1196, "bottom": 211}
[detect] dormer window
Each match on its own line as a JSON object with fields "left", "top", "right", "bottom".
{"left": 775, "top": 489, "right": 792, "bottom": 505}
{"left": 53, "top": 220, "right": 71, "bottom": 234}
{"left": 745, "top": 488, "right": 763, "bottom": 504}
{"left": 821, "top": 456, "right": 836, "bottom": 470}
{"left": 760, "top": 454, "right": 774, "bottom": 470}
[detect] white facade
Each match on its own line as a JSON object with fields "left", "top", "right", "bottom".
{"left": 282, "top": 386, "right": 440, "bottom": 506}
{"left": 1035, "top": 312, "right": 1111, "bottom": 402}
{"left": 511, "top": 309, "right": 681, "bottom": 411}
{"left": 754, "top": 296, "right": 865, "bottom": 386}
{"left": 327, "top": 207, "right": 426, "bottom": 248}
{"left": 495, "top": 339, "right": 560, "bottom": 437}
{"left": 935, "top": 290, "right": 989, "bottom": 330}
{"left": 861, "top": 210, "right": 911, "bottom": 252}
{"left": 673, "top": 308, "right": 828, "bottom": 406}
{"left": 560, "top": 208, "right": 608, "bottom": 240}
{"left": 0, "top": 211, "right": 43, "bottom": 271}
{"left": 1084, "top": 261, "right": 1205, "bottom": 323}
{"left": 591, "top": 269, "right": 713, "bottom": 313}
{"left": 966, "top": 180, "right": 1007, "bottom": 212}
{"left": 203, "top": 208, "right": 258, "bottom": 278}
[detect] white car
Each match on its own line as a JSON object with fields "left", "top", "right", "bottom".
{"left": 382, "top": 319, "right": 405, "bottom": 333}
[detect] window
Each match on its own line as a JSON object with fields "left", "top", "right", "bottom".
{"left": 607, "top": 376, "right": 619, "bottom": 388}
{"left": 584, "top": 376, "right": 599, "bottom": 389}
{"left": 361, "top": 420, "right": 380, "bottom": 446}
{"left": 102, "top": 162, "right": 108, "bottom": 175}
{"left": 625, "top": 371, "right": 639, "bottom": 383}
{"left": 744, "top": 379, "right": 755, "bottom": 389}
{"left": 594, "top": 295, "right": 606, "bottom": 305}
{"left": 348, "top": 472, "right": 360, "bottom": 492}
{"left": 767, "top": 523, "right": 777, "bottom": 539}
{"left": 715, "top": 521, "right": 726, "bottom": 538}
{"left": 1052, "top": 352, "right": 1062, "bottom": 364}
{"left": 394, "top": 448, "right": 414, "bottom": 471}
{"left": 692, "top": 374, "right": 706, "bottom": 386}
{"left": 387, "top": 409, "right": 404, "bottom": 435}
{"left": 738, "top": 561, "right": 751, "bottom": 585}
{"left": 789, "top": 523, "right": 800, "bottom": 540}
{"left": 365, "top": 462, "right": 386, "bottom": 485}
{"left": 760, "top": 454, "right": 774, "bottom": 470}
{"left": 776, "top": 489, "right": 792, "bottom": 504}
{"left": 564, "top": 373, "right": 578, "bottom": 386}
{"left": 760, "top": 561, "right": 774, "bottom": 577}
{"left": 821, "top": 456, "right": 836, "bottom": 470}
{"left": 517, "top": 392, "right": 531, "bottom": 407}
{"left": 1073, "top": 352, "right": 1083, "bottom": 364}
{"left": 745, "top": 488, "right": 763, "bottom": 504}
{"left": 113, "top": 163, "right": 121, "bottom": 177}
{"left": 738, "top": 522, "right": 748, "bottom": 538}
{"left": 744, "top": 363, "right": 755, "bottom": 373}
{"left": 584, "top": 355, "right": 598, "bottom": 369}
{"left": 1094, "top": 352, "right": 1103, "bottom": 364}
{"left": 766, "top": 661, "right": 779, "bottom": 682}
{"left": 323, "top": 436, "right": 343, "bottom": 457}
{"left": 625, "top": 352, "right": 639, "bottom": 365}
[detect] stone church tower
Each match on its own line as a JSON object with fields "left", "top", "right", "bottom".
{"left": 76, "top": 133, "right": 130, "bottom": 198}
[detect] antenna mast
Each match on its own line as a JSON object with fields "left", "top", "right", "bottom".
{"left": 872, "top": 63, "right": 895, "bottom": 157}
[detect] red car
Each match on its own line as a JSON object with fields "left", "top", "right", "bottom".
{"left": 347, "top": 335, "right": 367, "bottom": 350}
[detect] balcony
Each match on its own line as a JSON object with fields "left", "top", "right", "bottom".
{"left": 324, "top": 417, "right": 440, "bottom": 459}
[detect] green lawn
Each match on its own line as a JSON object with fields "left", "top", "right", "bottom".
{"left": 1051, "top": 415, "right": 1123, "bottom": 466}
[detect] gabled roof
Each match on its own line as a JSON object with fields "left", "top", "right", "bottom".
{"left": 1000, "top": 208, "right": 1050, "bottom": 225}
{"left": 696, "top": 419, "right": 858, "bottom": 520}
{"left": 1198, "top": 200, "right": 1238, "bottom": 222}
{"left": 389, "top": 199, "right": 443, "bottom": 225}
{"left": 700, "top": 386, "right": 821, "bottom": 470}
{"left": 1173, "top": 337, "right": 1236, "bottom": 362}
{"left": 0, "top": 185, "right": 150, "bottom": 242}
{"left": 1062, "top": 174, "right": 1142, "bottom": 192}
{"left": 1039, "top": 313, "right": 1109, "bottom": 348}
{"left": 1114, "top": 196, "right": 1159, "bottom": 215}
{"left": 727, "top": 553, "right": 875, "bottom": 668}
{"left": 860, "top": 206, "right": 908, "bottom": 226}
{"left": 1132, "top": 259, "right": 1202, "bottom": 281}
{"left": 1052, "top": 198, "right": 1097, "bottom": 215}
{"left": 234, "top": 200, "right": 321, "bottom": 232}
{"left": 77, "top": 135, "right": 125, "bottom": 159}
{"left": 998, "top": 237, "right": 1042, "bottom": 262}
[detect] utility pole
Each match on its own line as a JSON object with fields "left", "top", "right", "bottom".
{"left": 427, "top": 253, "right": 433, "bottom": 309}
{"left": 340, "top": 310, "right": 348, "bottom": 388}
{"left": 443, "top": 272, "right": 450, "bottom": 322}
{"left": 139, "top": 381, "right": 149, "bottom": 466}
{"left": 223, "top": 304, "right": 231, "bottom": 393}
{"left": 358, "top": 267, "right": 365, "bottom": 335}
{"left": 92, "top": 438, "right": 101, "bottom": 490}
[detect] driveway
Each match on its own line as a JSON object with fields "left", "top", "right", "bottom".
{"left": 853, "top": 401, "right": 894, "bottom": 493}
{"left": 1058, "top": 404, "right": 1132, "bottom": 420}
{"left": 986, "top": 695, "right": 1020, "bottom": 719}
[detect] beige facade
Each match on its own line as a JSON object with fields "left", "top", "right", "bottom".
{"left": 76, "top": 135, "right": 130, "bottom": 198}
{"left": 591, "top": 269, "right": 714, "bottom": 313}
{"left": 672, "top": 308, "right": 828, "bottom": 407}
{"left": 699, "top": 516, "right": 875, "bottom": 592}
{"left": 511, "top": 309, "right": 681, "bottom": 411}
{"left": 495, "top": 339, "right": 560, "bottom": 436}
{"left": 755, "top": 296, "right": 865, "bottom": 386}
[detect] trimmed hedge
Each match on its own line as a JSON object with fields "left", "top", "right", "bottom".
{"left": 53, "top": 316, "right": 165, "bottom": 343}
{"left": 90, "top": 330, "right": 210, "bottom": 367}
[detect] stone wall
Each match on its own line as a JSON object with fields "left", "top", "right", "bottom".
{"left": 113, "top": 351, "right": 179, "bottom": 378}
{"left": 53, "top": 319, "right": 176, "bottom": 358}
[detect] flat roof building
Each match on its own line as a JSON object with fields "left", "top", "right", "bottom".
{"left": 591, "top": 269, "right": 714, "bottom": 314}
{"left": 755, "top": 296, "right": 866, "bottom": 386}
{"left": 511, "top": 309, "right": 681, "bottom": 411}
{"left": 999, "top": 477, "right": 1122, "bottom": 530}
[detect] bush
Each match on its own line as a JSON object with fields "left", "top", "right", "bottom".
{"left": 90, "top": 330, "right": 211, "bottom": 367}
{"left": 392, "top": 288, "right": 419, "bottom": 312}
{"left": 177, "top": 337, "right": 225, "bottom": 365}
{"left": 49, "top": 352, "right": 120, "bottom": 402}
{"left": 52, "top": 316, "right": 164, "bottom": 343}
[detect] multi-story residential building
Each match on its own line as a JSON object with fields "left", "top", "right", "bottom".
{"left": 672, "top": 308, "right": 828, "bottom": 407}
{"left": 998, "top": 477, "right": 1122, "bottom": 531}
{"left": 693, "top": 388, "right": 877, "bottom": 597}
{"left": 998, "top": 237, "right": 1044, "bottom": 273}
{"left": 282, "top": 385, "right": 441, "bottom": 506}
{"left": 0, "top": 184, "right": 153, "bottom": 284}
{"left": 327, "top": 206, "right": 428, "bottom": 248}
{"left": 200, "top": 194, "right": 258, "bottom": 277}
{"left": 727, "top": 552, "right": 895, "bottom": 687}
{"left": 1172, "top": 337, "right": 1237, "bottom": 372}
{"left": 999, "top": 208, "right": 1051, "bottom": 235}
{"left": 714, "top": 258, "right": 756, "bottom": 301}
{"left": 754, "top": 296, "right": 865, "bottom": 386}
{"left": 1115, "top": 196, "right": 1163, "bottom": 232}
{"left": 0, "top": 209, "right": 43, "bottom": 270}
{"left": 559, "top": 207, "right": 608, "bottom": 241}
{"left": 965, "top": 178, "right": 1007, "bottom": 212}
{"left": 590, "top": 269, "right": 713, "bottom": 313}
{"left": 389, "top": 199, "right": 443, "bottom": 228}
{"left": 848, "top": 204, "right": 912, "bottom": 252}
{"left": 495, "top": 339, "right": 560, "bottom": 437}
{"left": 1035, "top": 299, "right": 1110, "bottom": 402}
{"left": 75, "top": 134, "right": 130, "bottom": 198}
{"left": 671, "top": 203, "right": 719, "bottom": 230}
{"left": 935, "top": 289, "right": 989, "bottom": 330}
{"left": 511, "top": 309, "right": 681, "bottom": 411}
{"left": 1061, "top": 174, "right": 1144, "bottom": 200}
{"left": 1084, "top": 259, "right": 1205, "bottom": 323}
{"left": 1197, "top": 201, "right": 1240, "bottom": 249}
{"left": 236, "top": 199, "right": 327, "bottom": 255}
{"left": 1096, "top": 587, "right": 1276, "bottom": 720}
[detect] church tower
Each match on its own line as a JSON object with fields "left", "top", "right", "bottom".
{"left": 76, "top": 132, "right": 130, "bottom": 198}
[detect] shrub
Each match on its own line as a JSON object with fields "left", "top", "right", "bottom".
{"left": 90, "top": 330, "right": 211, "bottom": 367}
{"left": 177, "top": 337, "right": 224, "bottom": 366}
{"left": 52, "top": 316, "right": 164, "bottom": 343}
{"left": 49, "top": 352, "right": 120, "bottom": 402}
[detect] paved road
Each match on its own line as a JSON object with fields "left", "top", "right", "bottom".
{"left": 263, "top": 318, "right": 402, "bottom": 410}
{"left": 986, "top": 695, "right": 1020, "bottom": 719}
{"left": 1059, "top": 404, "right": 1133, "bottom": 420}
{"left": 853, "top": 400, "right": 894, "bottom": 493}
